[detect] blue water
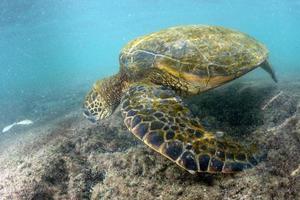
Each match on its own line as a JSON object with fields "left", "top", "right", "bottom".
{"left": 0, "top": 0, "right": 299, "bottom": 125}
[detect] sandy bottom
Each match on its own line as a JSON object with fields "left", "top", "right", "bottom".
{"left": 0, "top": 77, "right": 299, "bottom": 200}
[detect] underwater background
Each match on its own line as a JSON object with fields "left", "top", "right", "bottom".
{"left": 0, "top": 0, "right": 299, "bottom": 199}
{"left": 0, "top": 0, "right": 299, "bottom": 125}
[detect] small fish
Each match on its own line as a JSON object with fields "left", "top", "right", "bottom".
{"left": 2, "top": 119, "right": 34, "bottom": 133}
{"left": 16, "top": 119, "right": 33, "bottom": 125}
{"left": 2, "top": 123, "right": 17, "bottom": 133}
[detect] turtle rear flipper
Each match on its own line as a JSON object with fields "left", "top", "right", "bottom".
{"left": 260, "top": 61, "right": 278, "bottom": 82}
{"left": 121, "top": 84, "right": 264, "bottom": 173}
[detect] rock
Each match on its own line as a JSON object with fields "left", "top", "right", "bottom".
{"left": 0, "top": 79, "right": 300, "bottom": 199}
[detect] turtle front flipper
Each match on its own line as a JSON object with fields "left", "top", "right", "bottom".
{"left": 121, "top": 84, "right": 264, "bottom": 174}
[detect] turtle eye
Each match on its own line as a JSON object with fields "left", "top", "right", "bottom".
{"left": 91, "top": 92, "right": 98, "bottom": 101}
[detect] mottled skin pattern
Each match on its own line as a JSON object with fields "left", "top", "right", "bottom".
{"left": 84, "top": 73, "right": 128, "bottom": 121}
{"left": 84, "top": 25, "right": 276, "bottom": 173}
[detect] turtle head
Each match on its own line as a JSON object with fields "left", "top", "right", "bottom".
{"left": 83, "top": 73, "right": 128, "bottom": 122}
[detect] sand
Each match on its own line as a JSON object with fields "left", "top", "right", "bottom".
{"left": 0, "top": 78, "right": 299, "bottom": 200}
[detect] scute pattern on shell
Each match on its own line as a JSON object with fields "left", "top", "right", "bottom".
{"left": 120, "top": 25, "right": 268, "bottom": 78}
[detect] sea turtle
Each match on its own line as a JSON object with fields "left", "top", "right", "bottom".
{"left": 83, "top": 25, "right": 277, "bottom": 174}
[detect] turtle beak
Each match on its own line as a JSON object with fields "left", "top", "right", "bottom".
{"left": 82, "top": 108, "right": 97, "bottom": 123}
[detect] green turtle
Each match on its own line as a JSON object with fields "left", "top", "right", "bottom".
{"left": 83, "top": 25, "right": 277, "bottom": 174}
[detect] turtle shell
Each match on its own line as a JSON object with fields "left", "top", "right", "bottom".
{"left": 119, "top": 25, "right": 268, "bottom": 83}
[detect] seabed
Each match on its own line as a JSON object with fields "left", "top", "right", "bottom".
{"left": 0, "top": 76, "right": 299, "bottom": 200}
